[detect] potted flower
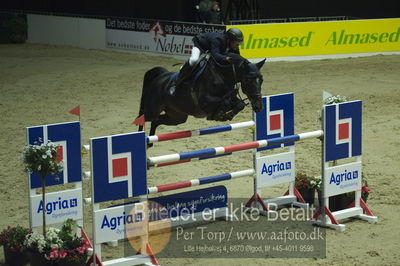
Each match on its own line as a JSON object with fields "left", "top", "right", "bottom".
{"left": 0, "top": 226, "right": 32, "bottom": 266}
{"left": 24, "top": 227, "right": 62, "bottom": 265}
{"left": 49, "top": 219, "right": 90, "bottom": 266}
{"left": 295, "top": 172, "right": 316, "bottom": 206}
{"left": 323, "top": 94, "right": 348, "bottom": 105}
{"left": 24, "top": 220, "right": 89, "bottom": 266}
{"left": 22, "top": 139, "right": 63, "bottom": 238}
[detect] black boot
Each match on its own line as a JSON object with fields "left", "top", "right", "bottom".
{"left": 176, "top": 61, "right": 193, "bottom": 86}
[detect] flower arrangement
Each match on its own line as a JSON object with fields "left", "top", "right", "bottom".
{"left": 24, "top": 227, "right": 63, "bottom": 254}
{"left": 295, "top": 172, "right": 320, "bottom": 190}
{"left": 22, "top": 138, "right": 63, "bottom": 238}
{"left": 0, "top": 226, "right": 32, "bottom": 252}
{"left": 50, "top": 219, "right": 90, "bottom": 263}
{"left": 318, "top": 94, "right": 348, "bottom": 123}
{"left": 24, "top": 219, "right": 89, "bottom": 263}
{"left": 310, "top": 175, "right": 322, "bottom": 191}
{"left": 22, "top": 139, "right": 63, "bottom": 178}
{"left": 323, "top": 94, "right": 348, "bottom": 105}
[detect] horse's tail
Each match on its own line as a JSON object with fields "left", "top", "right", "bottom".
{"left": 137, "top": 67, "right": 167, "bottom": 131}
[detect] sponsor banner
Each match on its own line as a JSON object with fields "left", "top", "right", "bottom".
{"left": 324, "top": 101, "right": 362, "bottom": 162}
{"left": 256, "top": 151, "right": 295, "bottom": 188}
{"left": 255, "top": 93, "right": 295, "bottom": 151}
{"left": 91, "top": 131, "right": 147, "bottom": 203}
{"left": 228, "top": 18, "right": 400, "bottom": 58}
{"left": 106, "top": 18, "right": 225, "bottom": 56}
{"left": 30, "top": 188, "right": 83, "bottom": 227}
{"left": 324, "top": 161, "right": 362, "bottom": 197}
{"left": 150, "top": 185, "right": 228, "bottom": 219}
{"left": 26, "top": 121, "right": 82, "bottom": 188}
{"left": 94, "top": 202, "right": 147, "bottom": 244}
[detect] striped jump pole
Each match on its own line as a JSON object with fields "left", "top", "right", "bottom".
{"left": 146, "top": 121, "right": 255, "bottom": 143}
{"left": 147, "top": 130, "right": 323, "bottom": 166}
{"left": 147, "top": 169, "right": 255, "bottom": 194}
{"left": 153, "top": 149, "right": 254, "bottom": 168}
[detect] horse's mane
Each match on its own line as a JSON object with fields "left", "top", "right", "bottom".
{"left": 226, "top": 52, "right": 248, "bottom": 67}
{"left": 210, "top": 52, "right": 249, "bottom": 72}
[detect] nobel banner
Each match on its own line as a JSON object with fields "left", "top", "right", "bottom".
{"left": 229, "top": 18, "right": 400, "bottom": 58}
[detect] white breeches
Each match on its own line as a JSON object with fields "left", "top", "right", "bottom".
{"left": 189, "top": 46, "right": 201, "bottom": 66}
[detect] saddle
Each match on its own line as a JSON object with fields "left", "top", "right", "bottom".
{"left": 169, "top": 54, "right": 245, "bottom": 121}
{"left": 178, "top": 54, "right": 209, "bottom": 86}
{"left": 168, "top": 54, "right": 209, "bottom": 97}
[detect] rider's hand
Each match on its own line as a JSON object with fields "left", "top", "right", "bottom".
{"left": 225, "top": 57, "right": 232, "bottom": 63}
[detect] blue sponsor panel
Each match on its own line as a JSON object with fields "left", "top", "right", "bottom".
{"left": 149, "top": 186, "right": 228, "bottom": 220}
{"left": 27, "top": 122, "right": 82, "bottom": 188}
{"left": 256, "top": 93, "right": 294, "bottom": 151}
{"left": 91, "top": 132, "right": 147, "bottom": 203}
{"left": 324, "top": 101, "right": 362, "bottom": 162}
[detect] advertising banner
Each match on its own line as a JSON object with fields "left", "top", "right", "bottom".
{"left": 93, "top": 201, "right": 147, "bottom": 244}
{"left": 30, "top": 187, "right": 83, "bottom": 227}
{"left": 229, "top": 18, "right": 400, "bottom": 58}
{"left": 106, "top": 18, "right": 225, "bottom": 56}
{"left": 324, "top": 161, "right": 362, "bottom": 197}
{"left": 255, "top": 93, "right": 295, "bottom": 151}
{"left": 256, "top": 151, "right": 295, "bottom": 188}
{"left": 324, "top": 101, "right": 362, "bottom": 162}
{"left": 90, "top": 131, "right": 147, "bottom": 203}
{"left": 26, "top": 121, "right": 82, "bottom": 188}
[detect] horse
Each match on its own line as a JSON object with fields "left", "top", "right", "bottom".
{"left": 137, "top": 53, "right": 265, "bottom": 139}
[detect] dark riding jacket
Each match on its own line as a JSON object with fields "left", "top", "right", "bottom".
{"left": 192, "top": 32, "right": 240, "bottom": 63}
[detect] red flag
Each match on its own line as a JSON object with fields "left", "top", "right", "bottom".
{"left": 69, "top": 105, "right": 80, "bottom": 116}
{"left": 133, "top": 114, "right": 145, "bottom": 126}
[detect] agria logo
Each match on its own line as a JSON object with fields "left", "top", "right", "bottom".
{"left": 324, "top": 101, "right": 362, "bottom": 162}
{"left": 37, "top": 197, "right": 78, "bottom": 215}
{"left": 91, "top": 132, "right": 147, "bottom": 203}
{"left": 260, "top": 160, "right": 292, "bottom": 176}
{"left": 255, "top": 93, "right": 294, "bottom": 151}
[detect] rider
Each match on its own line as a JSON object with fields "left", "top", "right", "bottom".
{"left": 176, "top": 27, "right": 244, "bottom": 86}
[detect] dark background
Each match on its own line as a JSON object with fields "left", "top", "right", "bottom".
{"left": 0, "top": 0, "right": 398, "bottom": 22}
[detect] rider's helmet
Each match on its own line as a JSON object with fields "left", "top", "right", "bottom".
{"left": 225, "top": 28, "right": 244, "bottom": 45}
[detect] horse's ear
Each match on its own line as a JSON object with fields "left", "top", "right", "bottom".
{"left": 255, "top": 58, "right": 266, "bottom": 69}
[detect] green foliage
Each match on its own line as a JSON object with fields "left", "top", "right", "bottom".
{"left": 24, "top": 219, "right": 89, "bottom": 262}
{"left": 22, "top": 139, "right": 63, "bottom": 179}
{"left": 295, "top": 172, "right": 321, "bottom": 190}
{"left": 0, "top": 226, "right": 32, "bottom": 252}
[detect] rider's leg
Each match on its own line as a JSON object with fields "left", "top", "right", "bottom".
{"left": 176, "top": 47, "right": 202, "bottom": 86}
{"left": 189, "top": 47, "right": 201, "bottom": 66}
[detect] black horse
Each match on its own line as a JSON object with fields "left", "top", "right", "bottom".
{"left": 137, "top": 53, "right": 265, "bottom": 137}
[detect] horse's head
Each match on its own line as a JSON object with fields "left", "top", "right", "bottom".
{"left": 240, "top": 59, "right": 265, "bottom": 113}
{"left": 209, "top": 53, "right": 265, "bottom": 114}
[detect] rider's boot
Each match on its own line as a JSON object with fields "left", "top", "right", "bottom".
{"left": 175, "top": 61, "right": 193, "bottom": 87}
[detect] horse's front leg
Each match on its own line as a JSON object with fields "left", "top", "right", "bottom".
{"left": 224, "top": 97, "right": 245, "bottom": 120}
{"left": 208, "top": 97, "right": 245, "bottom": 121}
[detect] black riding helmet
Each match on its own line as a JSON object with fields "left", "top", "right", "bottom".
{"left": 225, "top": 28, "right": 244, "bottom": 45}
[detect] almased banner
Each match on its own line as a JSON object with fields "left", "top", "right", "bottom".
{"left": 106, "top": 18, "right": 225, "bottom": 56}
{"left": 229, "top": 18, "right": 400, "bottom": 58}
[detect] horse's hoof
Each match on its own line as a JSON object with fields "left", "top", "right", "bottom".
{"left": 147, "top": 143, "right": 154, "bottom": 149}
